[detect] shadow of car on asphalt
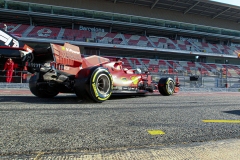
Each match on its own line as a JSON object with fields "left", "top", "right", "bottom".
{"left": 223, "top": 110, "right": 240, "bottom": 116}
{"left": 0, "top": 94, "right": 145, "bottom": 104}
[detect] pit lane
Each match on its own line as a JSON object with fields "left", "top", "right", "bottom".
{"left": 0, "top": 89, "right": 239, "bottom": 158}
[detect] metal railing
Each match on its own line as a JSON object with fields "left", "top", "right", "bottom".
{"left": 0, "top": 70, "right": 30, "bottom": 83}
{"left": 0, "top": 68, "right": 239, "bottom": 89}
{"left": 151, "top": 73, "right": 240, "bottom": 89}
{"left": 1, "top": 71, "right": 240, "bottom": 94}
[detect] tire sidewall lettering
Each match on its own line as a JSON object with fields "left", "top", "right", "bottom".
{"left": 92, "top": 82, "right": 99, "bottom": 98}
{"left": 91, "top": 68, "right": 112, "bottom": 101}
{"left": 166, "top": 79, "right": 174, "bottom": 95}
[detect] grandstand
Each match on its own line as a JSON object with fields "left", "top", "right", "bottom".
{"left": 1, "top": 0, "right": 240, "bottom": 87}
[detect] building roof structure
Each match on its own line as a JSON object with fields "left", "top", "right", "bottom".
{"left": 111, "top": 0, "right": 240, "bottom": 23}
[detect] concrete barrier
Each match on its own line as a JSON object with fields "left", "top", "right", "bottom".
{"left": 179, "top": 87, "right": 240, "bottom": 92}
{"left": 0, "top": 83, "right": 29, "bottom": 89}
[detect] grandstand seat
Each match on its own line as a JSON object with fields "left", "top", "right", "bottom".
{"left": 104, "top": 56, "right": 117, "bottom": 62}
{"left": 148, "top": 37, "right": 168, "bottom": 48}
{"left": 198, "top": 68, "right": 210, "bottom": 76}
{"left": 0, "top": 23, "right": 29, "bottom": 37}
{"left": 199, "top": 62, "right": 212, "bottom": 71}
{"left": 148, "top": 64, "right": 159, "bottom": 73}
{"left": 96, "top": 32, "right": 124, "bottom": 45}
{"left": 187, "top": 61, "right": 196, "bottom": 67}
{"left": 208, "top": 63, "right": 231, "bottom": 76}
{"left": 167, "top": 43, "right": 176, "bottom": 49}
{"left": 138, "top": 58, "right": 150, "bottom": 70}
{"left": 193, "top": 42, "right": 225, "bottom": 54}
{"left": 158, "top": 38, "right": 167, "bottom": 43}
{"left": 129, "top": 58, "right": 141, "bottom": 66}
{"left": 27, "top": 26, "right": 61, "bottom": 39}
{"left": 140, "top": 58, "right": 150, "bottom": 65}
{"left": 178, "top": 44, "right": 187, "bottom": 50}
{"left": 127, "top": 39, "right": 139, "bottom": 46}
{"left": 230, "top": 46, "right": 240, "bottom": 56}
{"left": 121, "top": 58, "right": 132, "bottom": 69}
{"left": 62, "top": 29, "right": 92, "bottom": 42}
{"left": 229, "top": 65, "right": 240, "bottom": 76}
{"left": 177, "top": 61, "right": 193, "bottom": 75}
{"left": 209, "top": 63, "right": 217, "bottom": 69}
{"left": 167, "top": 60, "right": 181, "bottom": 68}
{"left": 167, "top": 60, "right": 181, "bottom": 74}
{"left": 124, "top": 34, "right": 150, "bottom": 47}
{"left": 170, "top": 40, "right": 193, "bottom": 51}
{"left": 76, "top": 30, "right": 92, "bottom": 41}
{"left": 158, "top": 60, "right": 167, "bottom": 66}
{"left": 62, "top": 29, "right": 75, "bottom": 40}
{"left": 198, "top": 63, "right": 213, "bottom": 76}
{"left": 192, "top": 42, "right": 205, "bottom": 52}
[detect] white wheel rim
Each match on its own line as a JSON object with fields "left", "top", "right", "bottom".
{"left": 96, "top": 74, "right": 110, "bottom": 94}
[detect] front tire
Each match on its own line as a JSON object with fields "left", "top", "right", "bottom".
{"left": 29, "top": 75, "right": 59, "bottom": 98}
{"left": 158, "top": 77, "right": 175, "bottom": 96}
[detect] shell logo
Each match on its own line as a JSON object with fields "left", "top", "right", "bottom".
{"left": 131, "top": 76, "right": 139, "bottom": 85}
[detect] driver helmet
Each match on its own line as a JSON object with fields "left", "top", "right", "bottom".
{"left": 136, "top": 68, "right": 141, "bottom": 74}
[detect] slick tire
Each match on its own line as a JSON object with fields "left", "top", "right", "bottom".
{"left": 74, "top": 67, "right": 113, "bottom": 103}
{"left": 29, "top": 75, "right": 59, "bottom": 98}
{"left": 158, "top": 77, "right": 175, "bottom": 96}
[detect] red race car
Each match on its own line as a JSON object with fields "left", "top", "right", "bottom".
{"left": 0, "top": 29, "right": 179, "bottom": 102}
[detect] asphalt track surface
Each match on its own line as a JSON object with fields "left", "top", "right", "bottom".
{"left": 0, "top": 89, "right": 239, "bottom": 159}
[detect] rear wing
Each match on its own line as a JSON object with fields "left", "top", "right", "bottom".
{"left": 0, "top": 28, "right": 33, "bottom": 58}
{"left": 51, "top": 43, "right": 110, "bottom": 75}
{"left": 50, "top": 43, "right": 82, "bottom": 75}
{"left": 51, "top": 42, "right": 82, "bottom": 66}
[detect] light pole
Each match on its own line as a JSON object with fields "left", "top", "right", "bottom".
{"left": 225, "top": 59, "right": 228, "bottom": 88}
{"left": 195, "top": 55, "right": 199, "bottom": 75}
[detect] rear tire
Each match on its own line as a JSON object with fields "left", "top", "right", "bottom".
{"left": 74, "top": 67, "right": 113, "bottom": 103}
{"left": 158, "top": 77, "right": 175, "bottom": 96}
{"left": 29, "top": 75, "right": 59, "bottom": 98}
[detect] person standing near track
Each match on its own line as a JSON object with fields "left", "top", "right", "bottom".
{"left": 2, "top": 58, "right": 14, "bottom": 83}
{"left": 3, "top": 24, "right": 8, "bottom": 31}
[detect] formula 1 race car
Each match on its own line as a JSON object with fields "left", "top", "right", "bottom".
{"left": 0, "top": 28, "right": 179, "bottom": 103}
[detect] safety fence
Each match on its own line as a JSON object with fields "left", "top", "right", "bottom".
{"left": 1, "top": 70, "right": 240, "bottom": 90}
{"left": 0, "top": 70, "right": 31, "bottom": 83}
{"left": 177, "top": 76, "right": 240, "bottom": 88}
{"left": 148, "top": 74, "right": 240, "bottom": 90}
